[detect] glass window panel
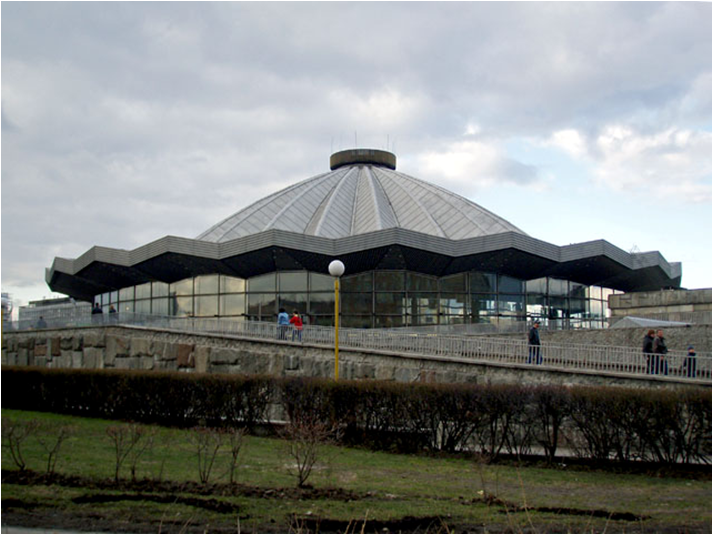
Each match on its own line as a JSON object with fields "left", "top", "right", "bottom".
{"left": 569, "top": 298, "right": 587, "bottom": 316}
{"left": 407, "top": 293, "right": 439, "bottom": 316}
{"left": 309, "top": 272, "right": 334, "bottom": 292}
{"left": 172, "top": 296, "right": 193, "bottom": 317}
{"left": 441, "top": 315, "right": 466, "bottom": 325}
{"left": 195, "top": 295, "right": 218, "bottom": 316}
{"left": 195, "top": 275, "right": 219, "bottom": 295}
{"left": 601, "top": 287, "right": 615, "bottom": 300}
{"left": 110, "top": 291, "right": 118, "bottom": 303}
{"left": 119, "top": 286, "right": 135, "bottom": 301}
{"left": 220, "top": 275, "right": 245, "bottom": 293}
{"left": 590, "top": 300, "right": 604, "bottom": 318}
{"left": 569, "top": 282, "right": 586, "bottom": 299}
{"left": 311, "top": 315, "right": 336, "bottom": 327}
{"left": 249, "top": 273, "right": 276, "bottom": 292}
{"left": 120, "top": 301, "right": 134, "bottom": 313}
{"left": 220, "top": 294, "right": 245, "bottom": 316}
{"left": 375, "top": 316, "right": 405, "bottom": 328}
{"left": 375, "top": 292, "right": 406, "bottom": 315}
{"left": 170, "top": 278, "right": 193, "bottom": 296}
{"left": 341, "top": 293, "right": 372, "bottom": 315}
{"left": 548, "top": 297, "right": 568, "bottom": 317}
{"left": 248, "top": 293, "right": 276, "bottom": 317}
{"left": 279, "top": 272, "right": 307, "bottom": 292}
{"left": 526, "top": 277, "right": 547, "bottom": 294}
{"left": 309, "top": 292, "right": 336, "bottom": 315}
{"left": 471, "top": 272, "right": 497, "bottom": 293}
{"left": 342, "top": 315, "right": 373, "bottom": 328}
{"left": 407, "top": 272, "right": 438, "bottom": 292}
{"left": 152, "top": 282, "right": 169, "bottom": 297}
{"left": 135, "top": 299, "right": 151, "bottom": 314}
{"left": 440, "top": 293, "right": 467, "bottom": 315}
{"left": 498, "top": 294, "right": 524, "bottom": 315}
{"left": 548, "top": 278, "right": 569, "bottom": 296}
{"left": 440, "top": 273, "right": 466, "bottom": 292}
{"left": 152, "top": 297, "right": 169, "bottom": 316}
{"left": 586, "top": 286, "right": 602, "bottom": 300}
{"left": 135, "top": 283, "right": 152, "bottom": 299}
{"left": 341, "top": 272, "right": 373, "bottom": 292}
{"left": 499, "top": 275, "right": 524, "bottom": 294}
{"left": 411, "top": 314, "right": 438, "bottom": 326}
{"left": 279, "top": 293, "right": 308, "bottom": 315}
{"left": 375, "top": 271, "right": 405, "bottom": 291}
{"left": 101, "top": 293, "right": 110, "bottom": 306}
{"left": 471, "top": 294, "right": 497, "bottom": 314}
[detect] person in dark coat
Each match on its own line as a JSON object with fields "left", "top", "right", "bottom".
{"left": 683, "top": 345, "right": 697, "bottom": 379}
{"left": 642, "top": 329, "right": 655, "bottom": 374}
{"left": 528, "top": 320, "right": 542, "bottom": 364}
{"left": 652, "top": 329, "right": 669, "bottom": 376}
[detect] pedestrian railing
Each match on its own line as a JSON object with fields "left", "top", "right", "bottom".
{"left": 4, "top": 312, "right": 710, "bottom": 382}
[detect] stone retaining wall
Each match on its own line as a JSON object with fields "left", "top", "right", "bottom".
{"left": 2, "top": 325, "right": 706, "bottom": 390}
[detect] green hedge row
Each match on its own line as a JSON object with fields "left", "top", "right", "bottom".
{"left": 2, "top": 366, "right": 710, "bottom": 464}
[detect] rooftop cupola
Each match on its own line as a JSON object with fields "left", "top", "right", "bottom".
{"left": 329, "top": 148, "right": 397, "bottom": 170}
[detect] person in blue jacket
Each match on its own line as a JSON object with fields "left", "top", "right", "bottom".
{"left": 528, "top": 320, "right": 542, "bottom": 364}
{"left": 277, "top": 308, "right": 290, "bottom": 340}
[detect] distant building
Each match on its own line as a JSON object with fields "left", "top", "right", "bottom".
{"left": 18, "top": 297, "right": 91, "bottom": 328}
{"left": 46, "top": 149, "right": 681, "bottom": 329}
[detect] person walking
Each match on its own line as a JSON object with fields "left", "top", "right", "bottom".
{"left": 277, "top": 308, "right": 290, "bottom": 340}
{"left": 652, "top": 329, "right": 669, "bottom": 376}
{"left": 91, "top": 302, "right": 103, "bottom": 325}
{"left": 642, "top": 329, "right": 655, "bottom": 374}
{"left": 290, "top": 310, "right": 304, "bottom": 342}
{"left": 528, "top": 320, "right": 542, "bottom": 364}
{"left": 683, "top": 345, "right": 697, "bottom": 378}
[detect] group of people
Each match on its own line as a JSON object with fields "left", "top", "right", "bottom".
{"left": 642, "top": 329, "right": 697, "bottom": 378}
{"left": 277, "top": 308, "right": 304, "bottom": 341}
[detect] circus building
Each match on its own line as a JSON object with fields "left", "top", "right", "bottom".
{"left": 46, "top": 149, "right": 682, "bottom": 329}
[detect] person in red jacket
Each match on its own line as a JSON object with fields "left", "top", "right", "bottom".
{"left": 290, "top": 310, "right": 304, "bottom": 342}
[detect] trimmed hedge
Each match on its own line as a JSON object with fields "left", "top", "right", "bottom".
{"left": 2, "top": 366, "right": 710, "bottom": 464}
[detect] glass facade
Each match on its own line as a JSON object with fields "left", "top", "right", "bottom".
{"left": 97, "top": 270, "right": 619, "bottom": 329}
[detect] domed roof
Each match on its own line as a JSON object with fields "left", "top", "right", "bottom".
{"left": 197, "top": 149, "right": 526, "bottom": 243}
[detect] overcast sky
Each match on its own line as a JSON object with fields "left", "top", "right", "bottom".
{"left": 2, "top": 1, "right": 711, "bottom": 311}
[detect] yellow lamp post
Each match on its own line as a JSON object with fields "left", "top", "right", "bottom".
{"left": 328, "top": 260, "right": 345, "bottom": 381}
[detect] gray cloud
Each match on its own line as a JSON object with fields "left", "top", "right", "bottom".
{"left": 1, "top": 1, "right": 710, "bottom": 304}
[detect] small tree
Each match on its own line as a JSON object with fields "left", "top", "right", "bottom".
{"left": 36, "top": 423, "right": 75, "bottom": 476}
{"left": 106, "top": 423, "right": 149, "bottom": 483}
{"left": 187, "top": 426, "right": 224, "bottom": 484}
{"left": 227, "top": 427, "right": 247, "bottom": 485}
{"left": 280, "top": 419, "right": 336, "bottom": 488}
{"left": 2, "top": 418, "right": 40, "bottom": 471}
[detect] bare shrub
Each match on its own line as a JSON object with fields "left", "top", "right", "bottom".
{"left": 106, "top": 423, "right": 151, "bottom": 483}
{"left": 187, "top": 426, "right": 224, "bottom": 484}
{"left": 280, "top": 419, "right": 337, "bottom": 488}
{"left": 1, "top": 417, "right": 40, "bottom": 471}
{"left": 36, "top": 423, "right": 75, "bottom": 475}
{"left": 227, "top": 427, "right": 247, "bottom": 485}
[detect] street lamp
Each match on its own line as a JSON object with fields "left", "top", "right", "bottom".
{"left": 328, "top": 260, "right": 345, "bottom": 381}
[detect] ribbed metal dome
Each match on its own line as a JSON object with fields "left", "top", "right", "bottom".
{"left": 197, "top": 149, "right": 527, "bottom": 242}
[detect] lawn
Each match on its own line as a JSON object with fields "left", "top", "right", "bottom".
{"left": 2, "top": 409, "right": 711, "bottom": 533}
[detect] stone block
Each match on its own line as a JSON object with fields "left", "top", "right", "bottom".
{"left": 394, "top": 367, "right": 418, "bottom": 383}
{"left": 194, "top": 346, "right": 211, "bottom": 374}
{"left": 151, "top": 340, "right": 166, "bottom": 358}
{"left": 115, "top": 357, "right": 139, "bottom": 370}
{"left": 83, "top": 347, "right": 103, "bottom": 369}
{"left": 72, "top": 351, "right": 84, "bottom": 368}
{"left": 17, "top": 348, "right": 29, "bottom": 366}
{"left": 284, "top": 354, "right": 300, "bottom": 370}
{"left": 131, "top": 338, "right": 151, "bottom": 357}
{"left": 34, "top": 344, "right": 48, "bottom": 358}
{"left": 60, "top": 337, "right": 74, "bottom": 351}
{"left": 375, "top": 365, "right": 395, "bottom": 381}
{"left": 84, "top": 332, "right": 106, "bottom": 348}
{"left": 161, "top": 343, "right": 178, "bottom": 361}
{"left": 50, "top": 337, "right": 62, "bottom": 357}
{"left": 2, "top": 350, "right": 11, "bottom": 365}
{"left": 176, "top": 344, "right": 195, "bottom": 367}
{"left": 34, "top": 357, "right": 48, "bottom": 367}
{"left": 72, "top": 337, "right": 83, "bottom": 351}
{"left": 211, "top": 347, "right": 240, "bottom": 365}
{"left": 140, "top": 356, "right": 155, "bottom": 370}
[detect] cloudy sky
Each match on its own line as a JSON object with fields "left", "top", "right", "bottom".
{"left": 2, "top": 1, "right": 711, "bottom": 311}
